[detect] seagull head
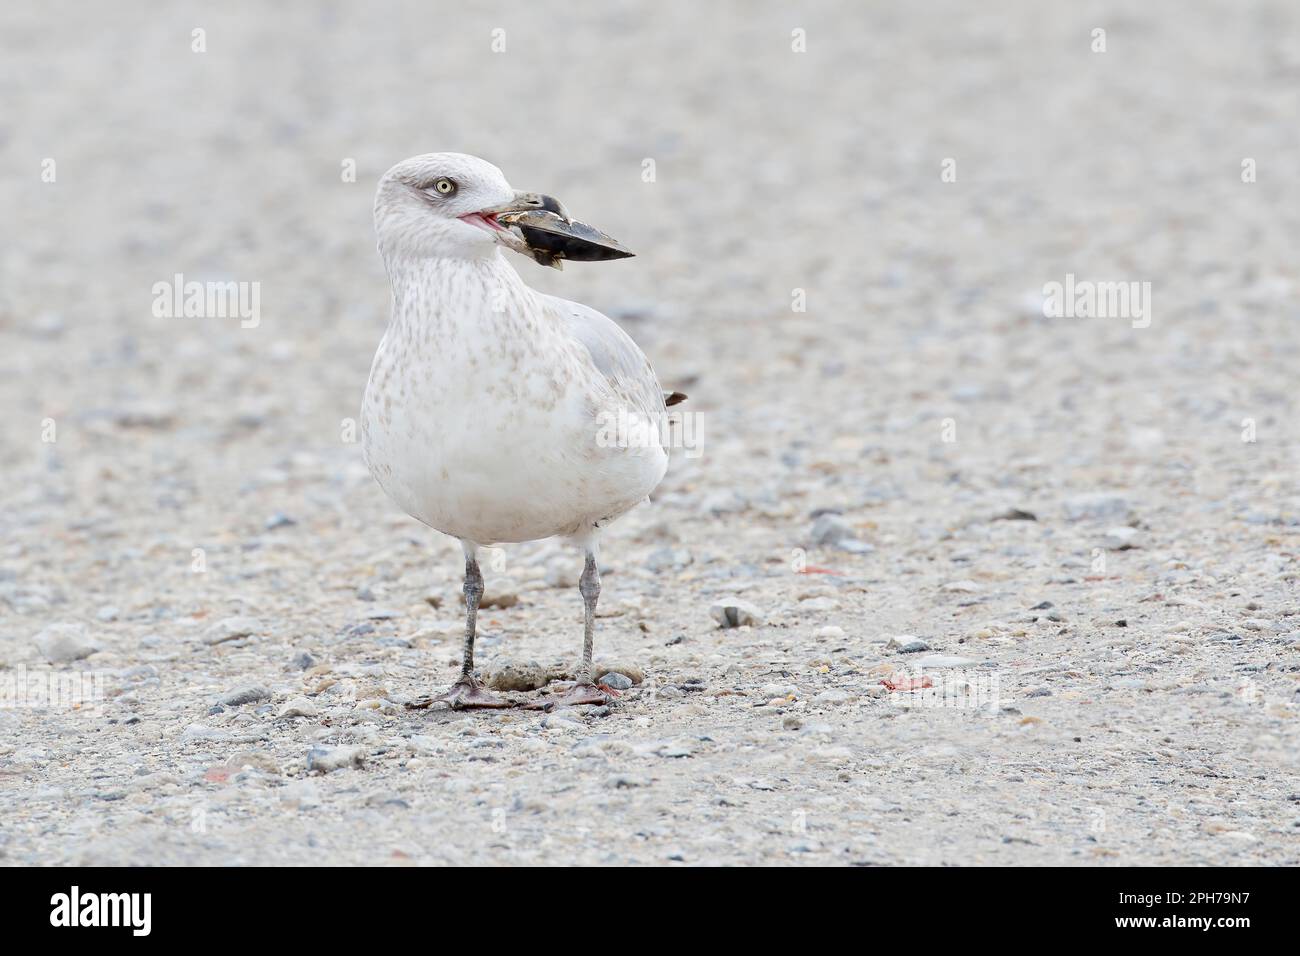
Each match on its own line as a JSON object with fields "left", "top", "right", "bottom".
{"left": 375, "top": 152, "right": 632, "bottom": 269}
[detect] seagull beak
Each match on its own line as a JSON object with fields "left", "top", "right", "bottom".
{"left": 479, "top": 191, "right": 635, "bottom": 271}
{"left": 482, "top": 191, "right": 573, "bottom": 223}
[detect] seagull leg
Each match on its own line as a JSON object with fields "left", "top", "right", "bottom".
{"left": 437, "top": 551, "right": 511, "bottom": 710}
{"left": 543, "top": 550, "right": 612, "bottom": 709}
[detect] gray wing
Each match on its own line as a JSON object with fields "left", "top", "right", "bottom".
{"left": 545, "top": 294, "right": 666, "bottom": 420}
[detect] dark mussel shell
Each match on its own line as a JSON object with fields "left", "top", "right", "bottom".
{"left": 502, "top": 210, "right": 635, "bottom": 263}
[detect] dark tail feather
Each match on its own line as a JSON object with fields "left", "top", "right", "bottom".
{"left": 664, "top": 391, "right": 688, "bottom": 407}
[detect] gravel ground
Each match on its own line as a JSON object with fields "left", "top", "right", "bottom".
{"left": 2, "top": 1, "right": 1299, "bottom": 866}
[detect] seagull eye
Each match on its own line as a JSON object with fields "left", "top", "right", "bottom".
{"left": 432, "top": 178, "right": 457, "bottom": 196}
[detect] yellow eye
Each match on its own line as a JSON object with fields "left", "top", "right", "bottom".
{"left": 433, "top": 178, "right": 456, "bottom": 195}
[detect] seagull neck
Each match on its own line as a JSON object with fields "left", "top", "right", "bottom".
{"left": 384, "top": 252, "right": 537, "bottom": 324}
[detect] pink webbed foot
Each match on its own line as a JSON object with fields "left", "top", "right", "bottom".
{"left": 408, "top": 679, "right": 513, "bottom": 711}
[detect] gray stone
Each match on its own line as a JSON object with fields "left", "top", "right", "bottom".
{"left": 276, "top": 696, "right": 319, "bottom": 718}
{"left": 540, "top": 713, "right": 584, "bottom": 730}
{"left": 34, "top": 623, "right": 100, "bottom": 663}
{"left": 887, "top": 636, "right": 931, "bottom": 653}
{"left": 710, "top": 599, "right": 764, "bottom": 628}
{"left": 484, "top": 660, "right": 551, "bottom": 691}
{"left": 593, "top": 661, "right": 645, "bottom": 685}
{"left": 810, "top": 513, "right": 853, "bottom": 545}
{"left": 606, "top": 774, "right": 651, "bottom": 789}
{"left": 809, "top": 513, "right": 873, "bottom": 552}
{"left": 814, "top": 689, "right": 853, "bottom": 704}
{"left": 221, "top": 685, "right": 273, "bottom": 706}
{"left": 656, "top": 742, "right": 694, "bottom": 759}
{"left": 307, "top": 745, "right": 364, "bottom": 773}
{"left": 204, "top": 616, "right": 261, "bottom": 645}
{"left": 992, "top": 507, "right": 1038, "bottom": 521}
{"left": 1064, "top": 493, "right": 1133, "bottom": 522}
{"left": 180, "top": 723, "right": 230, "bottom": 743}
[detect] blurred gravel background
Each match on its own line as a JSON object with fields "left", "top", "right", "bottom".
{"left": 1, "top": 0, "right": 1298, "bottom": 865}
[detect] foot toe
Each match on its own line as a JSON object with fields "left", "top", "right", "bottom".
{"left": 437, "top": 681, "right": 513, "bottom": 710}
{"left": 547, "top": 683, "right": 614, "bottom": 709}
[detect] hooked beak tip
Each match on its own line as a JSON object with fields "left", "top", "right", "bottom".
{"left": 483, "top": 191, "right": 571, "bottom": 222}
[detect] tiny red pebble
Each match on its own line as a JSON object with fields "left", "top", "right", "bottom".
{"left": 203, "top": 768, "right": 229, "bottom": 783}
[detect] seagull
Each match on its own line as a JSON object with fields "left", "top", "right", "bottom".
{"left": 362, "top": 153, "right": 683, "bottom": 710}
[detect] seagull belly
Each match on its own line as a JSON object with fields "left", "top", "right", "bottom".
{"left": 362, "top": 324, "right": 665, "bottom": 545}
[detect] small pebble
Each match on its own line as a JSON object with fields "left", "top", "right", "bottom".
{"left": 204, "top": 616, "right": 261, "bottom": 646}
{"left": 307, "top": 745, "right": 365, "bottom": 773}
{"left": 887, "top": 636, "right": 931, "bottom": 653}
{"left": 276, "top": 696, "right": 319, "bottom": 718}
{"left": 221, "top": 685, "right": 273, "bottom": 707}
{"left": 809, "top": 513, "right": 871, "bottom": 553}
{"left": 599, "top": 672, "right": 633, "bottom": 691}
{"left": 1063, "top": 493, "right": 1133, "bottom": 522}
{"left": 485, "top": 660, "right": 551, "bottom": 691}
{"left": 710, "top": 599, "right": 765, "bottom": 628}
{"left": 34, "top": 623, "right": 100, "bottom": 663}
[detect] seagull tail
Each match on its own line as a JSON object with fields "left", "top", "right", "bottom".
{"left": 664, "top": 391, "right": 688, "bottom": 407}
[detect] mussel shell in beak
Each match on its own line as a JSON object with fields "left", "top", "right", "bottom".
{"left": 500, "top": 210, "right": 635, "bottom": 263}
